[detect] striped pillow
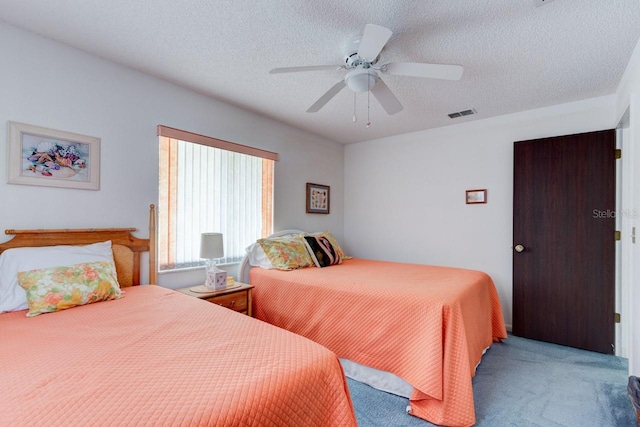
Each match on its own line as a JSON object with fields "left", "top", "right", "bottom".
{"left": 298, "top": 231, "right": 351, "bottom": 260}
{"left": 303, "top": 235, "right": 342, "bottom": 268}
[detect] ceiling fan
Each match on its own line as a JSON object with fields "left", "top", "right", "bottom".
{"left": 269, "top": 24, "right": 464, "bottom": 116}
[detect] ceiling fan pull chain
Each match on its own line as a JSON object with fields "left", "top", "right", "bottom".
{"left": 366, "top": 71, "right": 371, "bottom": 128}
{"left": 353, "top": 92, "right": 357, "bottom": 123}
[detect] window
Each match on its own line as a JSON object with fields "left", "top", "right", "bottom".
{"left": 157, "top": 126, "right": 276, "bottom": 272}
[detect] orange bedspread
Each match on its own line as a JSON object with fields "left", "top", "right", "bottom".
{"left": 251, "top": 258, "right": 507, "bottom": 427}
{"left": 0, "top": 285, "right": 357, "bottom": 426}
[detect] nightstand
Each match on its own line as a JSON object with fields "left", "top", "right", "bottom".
{"left": 177, "top": 282, "right": 254, "bottom": 316}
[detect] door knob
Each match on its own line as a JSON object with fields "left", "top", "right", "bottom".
{"left": 514, "top": 244, "right": 525, "bottom": 253}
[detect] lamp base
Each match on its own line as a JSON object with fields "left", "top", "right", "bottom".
{"left": 205, "top": 265, "right": 228, "bottom": 291}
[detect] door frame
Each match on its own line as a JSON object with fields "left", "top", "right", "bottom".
{"left": 617, "top": 108, "right": 632, "bottom": 358}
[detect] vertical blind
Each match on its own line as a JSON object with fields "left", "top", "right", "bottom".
{"left": 158, "top": 126, "right": 276, "bottom": 272}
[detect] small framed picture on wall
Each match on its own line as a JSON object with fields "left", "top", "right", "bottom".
{"left": 306, "top": 182, "right": 330, "bottom": 214}
{"left": 466, "top": 189, "right": 487, "bottom": 204}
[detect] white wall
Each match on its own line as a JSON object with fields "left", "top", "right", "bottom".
{"left": 0, "top": 22, "right": 344, "bottom": 288}
{"left": 344, "top": 96, "right": 617, "bottom": 329}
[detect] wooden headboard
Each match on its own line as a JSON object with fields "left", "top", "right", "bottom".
{"left": 0, "top": 205, "right": 157, "bottom": 286}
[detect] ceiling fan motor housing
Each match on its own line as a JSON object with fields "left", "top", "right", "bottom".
{"left": 344, "top": 51, "right": 379, "bottom": 69}
{"left": 345, "top": 68, "right": 378, "bottom": 92}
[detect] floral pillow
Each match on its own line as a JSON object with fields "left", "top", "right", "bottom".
{"left": 258, "top": 237, "right": 314, "bottom": 270}
{"left": 17, "top": 261, "right": 122, "bottom": 317}
{"left": 0, "top": 240, "right": 115, "bottom": 313}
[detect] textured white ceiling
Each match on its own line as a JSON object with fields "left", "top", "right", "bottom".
{"left": 0, "top": 0, "right": 639, "bottom": 144}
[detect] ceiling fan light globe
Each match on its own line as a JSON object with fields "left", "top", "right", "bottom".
{"left": 345, "top": 68, "right": 377, "bottom": 92}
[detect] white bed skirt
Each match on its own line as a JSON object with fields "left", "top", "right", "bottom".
{"left": 339, "top": 358, "right": 413, "bottom": 398}
{"left": 339, "top": 344, "right": 490, "bottom": 400}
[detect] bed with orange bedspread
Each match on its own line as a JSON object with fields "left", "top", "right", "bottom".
{"left": 0, "top": 213, "right": 356, "bottom": 427}
{"left": 1, "top": 285, "right": 356, "bottom": 426}
{"left": 248, "top": 258, "right": 507, "bottom": 427}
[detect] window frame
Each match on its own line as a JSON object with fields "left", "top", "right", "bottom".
{"left": 157, "top": 125, "right": 277, "bottom": 272}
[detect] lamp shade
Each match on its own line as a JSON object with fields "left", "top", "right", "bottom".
{"left": 200, "top": 233, "right": 224, "bottom": 259}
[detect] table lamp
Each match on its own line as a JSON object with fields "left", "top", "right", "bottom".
{"left": 200, "top": 232, "right": 227, "bottom": 290}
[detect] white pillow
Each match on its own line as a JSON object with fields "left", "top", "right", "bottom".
{"left": 245, "top": 242, "right": 274, "bottom": 269}
{"left": 0, "top": 240, "right": 114, "bottom": 313}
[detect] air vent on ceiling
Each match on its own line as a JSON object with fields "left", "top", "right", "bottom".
{"left": 531, "top": 0, "right": 556, "bottom": 7}
{"left": 448, "top": 108, "right": 477, "bottom": 119}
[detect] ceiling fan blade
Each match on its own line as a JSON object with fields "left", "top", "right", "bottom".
{"left": 357, "top": 24, "right": 393, "bottom": 62}
{"left": 270, "top": 65, "right": 344, "bottom": 74}
{"left": 370, "top": 79, "right": 403, "bottom": 115}
{"left": 306, "top": 80, "right": 347, "bottom": 113}
{"left": 382, "top": 62, "right": 464, "bottom": 80}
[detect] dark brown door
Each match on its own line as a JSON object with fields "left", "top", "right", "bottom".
{"left": 512, "top": 130, "right": 615, "bottom": 354}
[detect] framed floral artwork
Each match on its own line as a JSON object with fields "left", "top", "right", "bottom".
{"left": 7, "top": 121, "right": 100, "bottom": 190}
{"left": 306, "top": 182, "right": 330, "bottom": 214}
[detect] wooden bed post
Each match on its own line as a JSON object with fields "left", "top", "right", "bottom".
{"left": 149, "top": 204, "right": 157, "bottom": 285}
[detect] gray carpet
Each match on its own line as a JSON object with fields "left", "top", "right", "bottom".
{"left": 348, "top": 335, "right": 636, "bottom": 426}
